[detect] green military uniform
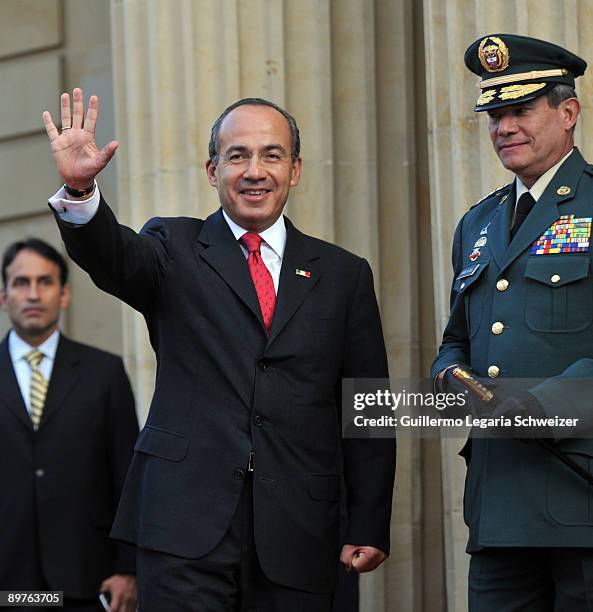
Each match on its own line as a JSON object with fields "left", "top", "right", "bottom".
{"left": 432, "top": 34, "right": 593, "bottom": 610}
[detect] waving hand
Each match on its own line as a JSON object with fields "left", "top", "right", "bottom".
{"left": 42, "top": 88, "right": 118, "bottom": 190}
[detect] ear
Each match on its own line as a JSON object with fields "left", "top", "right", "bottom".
{"left": 560, "top": 97, "right": 580, "bottom": 131}
{"left": 289, "top": 157, "right": 302, "bottom": 187}
{"left": 206, "top": 160, "right": 218, "bottom": 187}
{"left": 60, "top": 283, "right": 71, "bottom": 310}
{"left": 0, "top": 289, "right": 6, "bottom": 313}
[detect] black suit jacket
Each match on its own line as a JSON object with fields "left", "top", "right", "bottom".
{"left": 55, "top": 199, "right": 396, "bottom": 593}
{"left": 0, "top": 334, "right": 138, "bottom": 598}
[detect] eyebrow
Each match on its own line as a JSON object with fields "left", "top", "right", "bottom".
{"left": 224, "top": 145, "right": 249, "bottom": 157}
{"left": 11, "top": 274, "right": 54, "bottom": 284}
{"left": 262, "top": 144, "right": 288, "bottom": 154}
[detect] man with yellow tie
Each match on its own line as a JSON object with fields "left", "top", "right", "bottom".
{"left": 0, "top": 238, "right": 138, "bottom": 611}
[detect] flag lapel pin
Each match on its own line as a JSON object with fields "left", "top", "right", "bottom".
{"left": 295, "top": 268, "right": 311, "bottom": 278}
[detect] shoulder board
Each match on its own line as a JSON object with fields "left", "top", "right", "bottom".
{"left": 584, "top": 164, "right": 593, "bottom": 177}
{"left": 469, "top": 184, "right": 511, "bottom": 210}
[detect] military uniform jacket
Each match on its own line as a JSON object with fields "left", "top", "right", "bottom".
{"left": 432, "top": 148, "right": 593, "bottom": 550}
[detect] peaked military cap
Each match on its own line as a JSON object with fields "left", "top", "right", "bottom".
{"left": 464, "top": 33, "right": 587, "bottom": 112}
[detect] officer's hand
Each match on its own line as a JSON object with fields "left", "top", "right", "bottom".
{"left": 340, "top": 544, "right": 387, "bottom": 573}
{"left": 436, "top": 365, "right": 494, "bottom": 417}
{"left": 42, "top": 88, "right": 118, "bottom": 192}
{"left": 100, "top": 574, "right": 137, "bottom": 612}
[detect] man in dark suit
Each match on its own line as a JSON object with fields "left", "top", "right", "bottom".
{"left": 433, "top": 34, "right": 593, "bottom": 610}
{"left": 0, "top": 239, "right": 138, "bottom": 611}
{"left": 42, "top": 92, "right": 396, "bottom": 610}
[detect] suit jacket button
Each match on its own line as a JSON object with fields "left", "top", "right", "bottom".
{"left": 35, "top": 468, "right": 45, "bottom": 478}
{"left": 254, "top": 415, "right": 263, "bottom": 426}
{"left": 259, "top": 360, "right": 270, "bottom": 371}
{"left": 234, "top": 468, "right": 245, "bottom": 480}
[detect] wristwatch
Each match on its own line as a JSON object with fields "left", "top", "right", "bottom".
{"left": 63, "top": 182, "right": 95, "bottom": 198}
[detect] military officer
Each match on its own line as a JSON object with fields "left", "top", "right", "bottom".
{"left": 432, "top": 34, "right": 593, "bottom": 610}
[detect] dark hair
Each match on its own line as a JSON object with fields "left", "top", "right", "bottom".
{"left": 546, "top": 83, "right": 577, "bottom": 108}
{"left": 208, "top": 98, "right": 301, "bottom": 163}
{"left": 2, "top": 238, "right": 68, "bottom": 287}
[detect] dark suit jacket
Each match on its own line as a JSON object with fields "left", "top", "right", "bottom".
{"left": 432, "top": 148, "right": 593, "bottom": 551}
{"left": 55, "top": 199, "right": 396, "bottom": 593}
{"left": 0, "top": 334, "right": 138, "bottom": 598}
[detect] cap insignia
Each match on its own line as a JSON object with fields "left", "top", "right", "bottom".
{"left": 478, "top": 36, "right": 510, "bottom": 72}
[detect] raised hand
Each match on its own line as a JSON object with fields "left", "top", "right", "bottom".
{"left": 42, "top": 88, "right": 118, "bottom": 190}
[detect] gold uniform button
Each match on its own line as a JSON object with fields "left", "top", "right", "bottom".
{"left": 496, "top": 279, "right": 509, "bottom": 291}
{"left": 491, "top": 322, "right": 504, "bottom": 335}
{"left": 551, "top": 274, "right": 561, "bottom": 283}
{"left": 487, "top": 365, "right": 500, "bottom": 378}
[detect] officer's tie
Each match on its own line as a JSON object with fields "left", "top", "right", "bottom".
{"left": 25, "top": 349, "right": 48, "bottom": 431}
{"left": 240, "top": 232, "right": 276, "bottom": 335}
{"left": 510, "top": 191, "right": 536, "bottom": 239}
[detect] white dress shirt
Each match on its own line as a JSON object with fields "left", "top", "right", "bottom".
{"left": 8, "top": 329, "right": 59, "bottom": 415}
{"left": 49, "top": 185, "right": 286, "bottom": 293}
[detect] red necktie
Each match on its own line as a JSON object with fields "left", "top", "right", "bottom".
{"left": 240, "top": 232, "right": 276, "bottom": 334}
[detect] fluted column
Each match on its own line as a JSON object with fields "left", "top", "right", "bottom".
{"left": 283, "top": 0, "right": 334, "bottom": 238}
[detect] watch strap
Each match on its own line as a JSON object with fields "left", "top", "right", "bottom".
{"left": 64, "top": 182, "right": 95, "bottom": 197}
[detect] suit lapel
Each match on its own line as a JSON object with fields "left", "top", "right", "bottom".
{"left": 0, "top": 336, "right": 31, "bottom": 430}
{"left": 40, "top": 335, "right": 82, "bottom": 429}
{"left": 268, "top": 219, "right": 320, "bottom": 345}
{"left": 197, "top": 209, "right": 265, "bottom": 332}
{"left": 196, "top": 211, "right": 320, "bottom": 342}
{"left": 500, "top": 149, "right": 586, "bottom": 273}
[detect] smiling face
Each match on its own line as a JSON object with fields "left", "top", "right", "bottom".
{"left": 1, "top": 249, "right": 70, "bottom": 346}
{"left": 206, "top": 104, "right": 302, "bottom": 232}
{"left": 487, "top": 94, "right": 579, "bottom": 187}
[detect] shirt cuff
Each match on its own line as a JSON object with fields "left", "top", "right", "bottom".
{"left": 48, "top": 181, "right": 100, "bottom": 225}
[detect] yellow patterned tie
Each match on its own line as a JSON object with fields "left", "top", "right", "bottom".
{"left": 25, "top": 349, "right": 48, "bottom": 431}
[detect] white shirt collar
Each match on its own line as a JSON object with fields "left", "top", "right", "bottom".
{"left": 9, "top": 328, "right": 60, "bottom": 363}
{"left": 516, "top": 148, "right": 574, "bottom": 203}
{"left": 221, "top": 209, "right": 287, "bottom": 260}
